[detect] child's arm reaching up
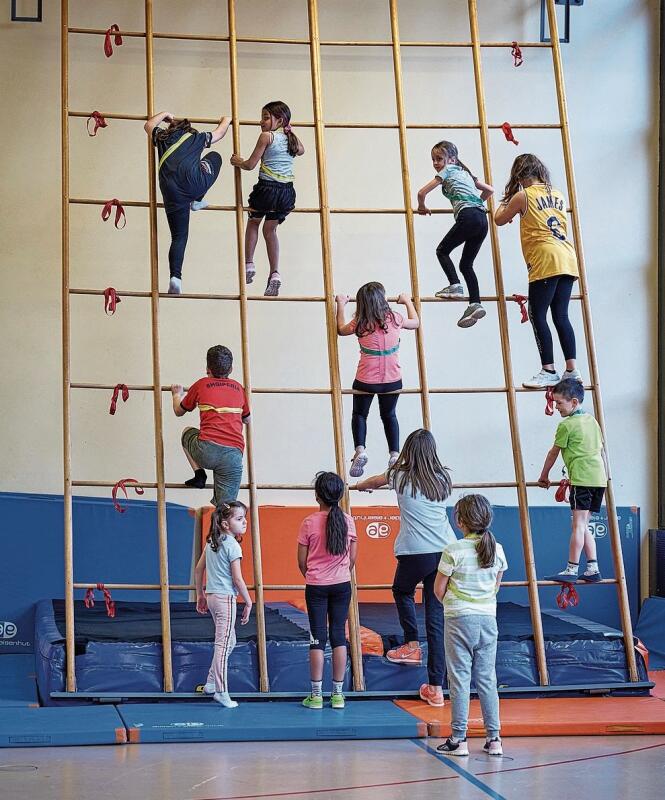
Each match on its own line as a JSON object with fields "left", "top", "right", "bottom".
{"left": 416, "top": 178, "right": 441, "bottom": 215}
{"left": 494, "top": 191, "right": 527, "bottom": 226}
{"left": 538, "top": 444, "right": 561, "bottom": 488}
{"left": 230, "top": 132, "right": 271, "bottom": 170}
{"left": 397, "top": 293, "right": 419, "bottom": 330}
{"left": 231, "top": 560, "right": 253, "bottom": 624}
{"left": 210, "top": 115, "right": 232, "bottom": 144}
{"left": 336, "top": 294, "right": 355, "bottom": 336}
{"left": 474, "top": 177, "right": 494, "bottom": 201}
{"left": 144, "top": 110, "right": 173, "bottom": 136}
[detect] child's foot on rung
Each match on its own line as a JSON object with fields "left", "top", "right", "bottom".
{"left": 388, "top": 452, "right": 399, "bottom": 469}
{"left": 168, "top": 277, "right": 182, "bottom": 295}
{"left": 264, "top": 271, "right": 281, "bottom": 296}
{"left": 562, "top": 368, "right": 583, "bottom": 383}
{"left": 350, "top": 450, "right": 368, "bottom": 478}
{"left": 190, "top": 199, "right": 209, "bottom": 211}
{"left": 435, "top": 283, "right": 464, "bottom": 299}
{"left": 386, "top": 642, "right": 422, "bottom": 665}
{"left": 457, "top": 303, "right": 486, "bottom": 328}
{"left": 437, "top": 737, "right": 468, "bottom": 756}
{"left": 185, "top": 469, "right": 207, "bottom": 489}
{"left": 245, "top": 262, "right": 256, "bottom": 284}
{"left": 544, "top": 568, "right": 579, "bottom": 584}
{"left": 522, "top": 369, "right": 560, "bottom": 389}
{"left": 578, "top": 569, "right": 602, "bottom": 583}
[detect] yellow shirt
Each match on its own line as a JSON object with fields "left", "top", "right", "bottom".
{"left": 519, "top": 184, "right": 579, "bottom": 283}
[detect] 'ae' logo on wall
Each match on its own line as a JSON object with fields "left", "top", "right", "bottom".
{"left": 366, "top": 522, "right": 391, "bottom": 539}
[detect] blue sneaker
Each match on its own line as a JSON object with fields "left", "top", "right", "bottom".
{"left": 578, "top": 570, "right": 602, "bottom": 583}
{"left": 545, "top": 570, "right": 578, "bottom": 584}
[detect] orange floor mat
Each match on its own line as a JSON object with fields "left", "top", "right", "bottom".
{"left": 396, "top": 688, "right": 665, "bottom": 737}
{"left": 649, "top": 670, "right": 665, "bottom": 700}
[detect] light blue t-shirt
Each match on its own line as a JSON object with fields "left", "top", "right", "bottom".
{"left": 259, "top": 129, "right": 295, "bottom": 183}
{"left": 437, "top": 163, "right": 484, "bottom": 219}
{"left": 390, "top": 474, "right": 457, "bottom": 556}
{"left": 205, "top": 536, "right": 242, "bottom": 595}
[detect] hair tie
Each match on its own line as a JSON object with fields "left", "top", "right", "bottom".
{"left": 283, "top": 124, "right": 292, "bottom": 133}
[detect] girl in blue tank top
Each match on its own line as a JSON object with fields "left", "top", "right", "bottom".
{"left": 231, "top": 101, "right": 305, "bottom": 296}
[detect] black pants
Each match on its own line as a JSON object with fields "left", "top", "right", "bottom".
{"left": 162, "top": 152, "right": 222, "bottom": 279}
{"left": 352, "top": 386, "right": 400, "bottom": 452}
{"left": 305, "top": 581, "right": 352, "bottom": 651}
{"left": 436, "top": 206, "right": 488, "bottom": 304}
{"left": 528, "top": 274, "right": 576, "bottom": 365}
{"left": 392, "top": 552, "right": 445, "bottom": 686}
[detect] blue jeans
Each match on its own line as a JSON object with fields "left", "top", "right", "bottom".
{"left": 181, "top": 427, "right": 243, "bottom": 506}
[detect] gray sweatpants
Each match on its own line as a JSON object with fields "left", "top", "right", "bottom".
{"left": 444, "top": 615, "right": 500, "bottom": 740}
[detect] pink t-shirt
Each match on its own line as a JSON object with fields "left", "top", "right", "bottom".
{"left": 352, "top": 312, "right": 404, "bottom": 385}
{"left": 297, "top": 511, "right": 357, "bottom": 585}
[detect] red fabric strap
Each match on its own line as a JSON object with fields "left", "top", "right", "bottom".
{"left": 87, "top": 111, "right": 108, "bottom": 137}
{"left": 555, "top": 477, "right": 571, "bottom": 503}
{"left": 511, "top": 41, "right": 523, "bottom": 67}
{"left": 103, "top": 287, "right": 122, "bottom": 315}
{"left": 104, "top": 24, "right": 123, "bottom": 58}
{"left": 545, "top": 387, "right": 555, "bottom": 416}
{"left": 101, "top": 199, "right": 126, "bottom": 229}
{"left": 84, "top": 584, "right": 116, "bottom": 617}
{"left": 84, "top": 587, "right": 95, "bottom": 608}
{"left": 512, "top": 294, "right": 528, "bottom": 323}
{"left": 556, "top": 583, "right": 579, "bottom": 609}
{"left": 501, "top": 122, "right": 519, "bottom": 146}
{"left": 109, "top": 384, "right": 129, "bottom": 415}
{"left": 111, "top": 478, "right": 144, "bottom": 513}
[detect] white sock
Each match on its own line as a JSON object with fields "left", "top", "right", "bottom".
{"left": 213, "top": 691, "right": 238, "bottom": 708}
{"left": 585, "top": 560, "right": 599, "bottom": 574}
{"left": 332, "top": 681, "right": 343, "bottom": 695}
{"left": 311, "top": 680, "right": 323, "bottom": 697}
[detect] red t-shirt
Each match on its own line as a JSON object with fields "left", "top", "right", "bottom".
{"left": 180, "top": 377, "right": 250, "bottom": 452}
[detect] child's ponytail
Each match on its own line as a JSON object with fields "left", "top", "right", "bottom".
{"left": 475, "top": 530, "right": 497, "bottom": 569}
{"left": 208, "top": 501, "right": 247, "bottom": 552}
{"left": 314, "top": 471, "right": 348, "bottom": 556}
{"left": 454, "top": 494, "right": 496, "bottom": 569}
{"left": 263, "top": 100, "right": 301, "bottom": 157}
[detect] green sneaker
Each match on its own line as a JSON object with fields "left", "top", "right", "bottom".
{"left": 302, "top": 694, "right": 323, "bottom": 709}
{"left": 331, "top": 693, "right": 345, "bottom": 709}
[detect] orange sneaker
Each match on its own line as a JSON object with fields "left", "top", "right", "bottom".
{"left": 386, "top": 643, "right": 422, "bottom": 665}
{"left": 419, "top": 684, "right": 444, "bottom": 707}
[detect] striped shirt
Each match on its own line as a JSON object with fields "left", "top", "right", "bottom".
{"left": 438, "top": 535, "right": 508, "bottom": 618}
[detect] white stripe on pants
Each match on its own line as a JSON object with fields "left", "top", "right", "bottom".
{"left": 206, "top": 593, "right": 237, "bottom": 693}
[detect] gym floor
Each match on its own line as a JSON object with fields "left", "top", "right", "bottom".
{"left": 2, "top": 735, "right": 664, "bottom": 800}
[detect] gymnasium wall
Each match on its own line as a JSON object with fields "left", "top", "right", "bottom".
{"left": 0, "top": 2, "right": 659, "bottom": 586}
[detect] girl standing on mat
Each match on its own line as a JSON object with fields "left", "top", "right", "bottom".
{"left": 145, "top": 111, "right": 232, "bottom": 295}
{"left": 356, "top": 429, "right": 456, "bottom": 708}
{"left": 494, "top": 154, "right": 581, "bottom": 388}
{"left": 434, "top": 494, "right": 507, "bottom": 757}
{"left": 230, "top": 101, "right": 305, "bottom": 296}
{"left": 298, "top": 472, "right": 357, "bottom": 710}
{"left": 195, "top": 501, "right": 252, "bottom": 708}
{"left": 416, "top": 141, "right": 493, "bottom": 328}
{"left": 336, "top": 282, "right": 419, "bottom": 478}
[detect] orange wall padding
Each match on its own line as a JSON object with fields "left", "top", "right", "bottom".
{"left": 200, "top": 505, "right": 403, "bottom": 603}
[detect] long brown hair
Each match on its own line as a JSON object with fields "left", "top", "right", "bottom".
{"left": 501, "top": 153, "right": 552, "bottom": 202}
{"left": 208, "top": 501, "right": 247, "bottom": 552}
{"left": 432, "top": 140, "right": 476, "bottom": 179}
{"left": 154, "top": 118, "right": 195, "bottom": 143}
{"left": 387, "top": 429, "right": 452, "bottom": 502}
{"left": 454, "top": 494, "right": 496, "bottom": 569}
{"left": 263, "top": 100, "right": 301, "bottom": 157}
{"left": 354, "top": 282, "right": 397, "bottom": 337}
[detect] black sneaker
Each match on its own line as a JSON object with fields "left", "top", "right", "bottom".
{"left": 483, "top": 737, "right": 503, "bottom": 756}
{"left": 436, "top": 737, "right": 469, "bottom": 756}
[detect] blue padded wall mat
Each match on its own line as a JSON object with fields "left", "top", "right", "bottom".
{"left": 0, "top": 706, "right": 126, "bottom": 747}
{"left": 635, "top": 596, "right": 665, "bottom": 669}
{"left": 0, "top": 654, "right": 38, "bottom": 707}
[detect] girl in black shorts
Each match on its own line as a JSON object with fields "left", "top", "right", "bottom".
{"left": 231, "top": 101, "right": 304, "bottom": 296}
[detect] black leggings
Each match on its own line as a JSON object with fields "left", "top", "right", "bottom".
{"left": 528, "top": 274, "right": 576, "bottom": 365}
{"left": 436, "top": 206, "right": 488, "bottom": 304}
{"left": 163, "top": 152, "right": 222, "bottom": 279}
{"left": 352, "top": 392, "right": 399, "bottom": 452}
{"left": 305, "top": 581, "right": 352, "bottom": 651}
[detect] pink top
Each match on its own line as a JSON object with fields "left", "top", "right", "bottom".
{"left": 297, "top": 511, "right": 357, "bottom": 585}
{"left": 352, "top": 312, "right": 404, "bottom": 385}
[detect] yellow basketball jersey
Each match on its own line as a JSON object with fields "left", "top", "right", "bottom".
{"left": 519, "top": 184, "right": 579, "bottom": 283}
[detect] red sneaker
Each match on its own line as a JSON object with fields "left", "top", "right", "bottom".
{"left": 386, "top": 643, "right": 422, "bottom": 665}
{"left": 419, "top": 684, "right": 444, "bottom": 707}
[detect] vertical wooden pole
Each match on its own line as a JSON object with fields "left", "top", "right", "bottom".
{"left": 61, "top": 0, "right": 75, "bottom": 692}
{"left": 227, "top": 0, "right": 269, "bottom": 692}
{"left": 144, "top": 0, "right": 173, "bottom": 692}
{"left": 388, "top": 0, "right": 431, "bottom": 429}
{"left": 307, "top": 0, "right": 364, "bottom": 690}
{"left": 546, "top": 0, "right": 638, "bottom": 680}
{"left": 467, "top": 0, "right": 548, "bottom": 684}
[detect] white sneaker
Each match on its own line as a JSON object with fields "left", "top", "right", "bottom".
{"left": 484, "top": 737, "right": 503, "bottom": 756}
{"left": 522, "top": 369, "right": 560, "bottom": 389}
{"left": 190, "top": 199, "right": 209, "bottom": 212}
{"left": 350, "top": 450, "right": 368, "bottom": 478}
{"left": 435, "top": 283, "right": 464, "bottom": 299}
{"left": 213, "top": 692, "right": 238, "bottom": 708}
{"left": 202, "top": 682, "right": 215, "bottom": 695}
{"left": 388, "top": 452, "right": 399, "bottom": 469}
{"left": 457, "top": 303, "right": 486, "bottom": 328}
{"left": 168, "top": 277, "right": 182, "bottom": 295}
{"left": 562, "top": 368, "right": 583, "bottom": 383}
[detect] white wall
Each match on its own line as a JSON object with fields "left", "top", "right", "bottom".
{"left": 0, "top": 2, "right": 659, "bottom": 563}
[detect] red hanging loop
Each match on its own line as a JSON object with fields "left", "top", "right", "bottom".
{"left": 101, "top": 199, "right": 126, "bottom": 229}
{"left": 545, "top": 387, "right": 555, "bottom": 416}
{"left": 555, "top": 477, "right": 571, "bottom": 503}
{"left": 111, "top": 478, "right": 144, "bottom": 513}
{"left": 104, "top": 24, "right": 123, "bottom": 58}
{"left": 87, "top": 111, "right": 108, "bottom": 137}
{"left": 103, "top": 287, "right": 122, "bottom": 315}
{"left": 84, "top": 587, "right": 95, "bottom": 608}
{"left": 501, "top": 122, "right": 520, "bottom": 146}
{"left": 97, "top": 583, "right": 116, "bottom": 618}
{"left": 512, "top": 294, "right": 528, "bottom": 323}
{"left": 109, "top": 384, "right": 129, "bottom": 415}
{"left": 556, "top": 583, "right": 579, "bottom": 610}
{"left": 511, "top": 41, "right": 523, "bottom": 67}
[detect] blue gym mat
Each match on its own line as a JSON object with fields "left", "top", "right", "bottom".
{"left": 0, "top": 706, "right": 126, "bottom": 747}
{"left": 0, "top": 655, "right": 38, "bottom": 707}
{"left": 116, "top": 700, "right": 426, "bottom": 743}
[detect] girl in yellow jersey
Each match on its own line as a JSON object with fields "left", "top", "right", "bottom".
{"left": 494, "top": 155, "right": 581, "bottom": 389}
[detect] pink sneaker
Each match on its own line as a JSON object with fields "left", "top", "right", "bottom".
{"left": 386, "top": 643, "right": 422, "bottom": 665}
{"left": 419, "top": 684, "right": 444, "bottom": 707}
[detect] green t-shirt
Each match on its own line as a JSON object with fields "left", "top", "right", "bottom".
{"left": 554, "top": 411, "right": 607, "bottom": 487}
